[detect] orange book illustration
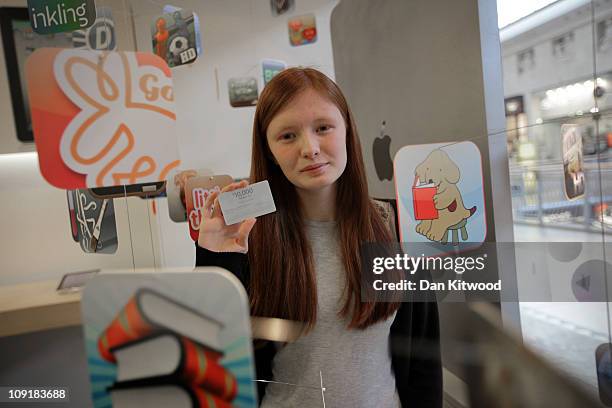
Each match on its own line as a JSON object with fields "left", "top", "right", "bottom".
{"left": 112, "top": 332, "right": 237, "bottom": 401}
{"left": 98, "top": 288, "right": 224, "bottom": 363}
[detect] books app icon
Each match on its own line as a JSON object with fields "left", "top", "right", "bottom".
{"left": 394, "top": 141, "right": 486, "bottom": 252}
{"left": 82, "top": 270, "right": 257, "bottom": 407}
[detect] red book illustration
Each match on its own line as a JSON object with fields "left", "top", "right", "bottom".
{"left": 112, "top": 332, "right": 238, "bottom": 401}
{"left": 110, "top": 382, "right": 233, "bottom": 408}
{"left": 412, "top": 178, "right": 439, "bottom": 220}
{"left": 98, "top": 288, "right": 224, "bottom": 363}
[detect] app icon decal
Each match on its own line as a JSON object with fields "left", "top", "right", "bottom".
{"left": 163, "top": 5, "right": 202, "bottom": 56}
{"left": 71, "top": 188, "right": 118, "bottom": 253}
{"left": 394, "top": 141, "right": 486, "bottom": 254}
{"left": 288, "top": 14, "right": 317, "bottom": 46}
{"left": 28, "top": 0, "right": 97, "bottom": 34}
{"left": 151, "top": 7, "right": 200, "bottom": 68}
{"left": 262, "top": 59, "right": 286, "bottom": 86}
{"left": 228, "top": 77, "right": 258, "bottom": 107}
{"left": 185, "top": 175, "right": 233, "bottom": 240}
{"left": 270, "top": 0, "right": 294, "bottom": 16}
{"left": 81, "top": 271, "right": 257, "bottom": 407}
{"left": 26, "top": 48, "right": 181, "bottom": 189}
{"left": 561, "top": 124, "right": 585, "bottom": 200}
{"left": 71, "top": 6, "right": 116, "bottom": 50}
{"left": 166, "top": 168, "right": 213, "bottom": 223}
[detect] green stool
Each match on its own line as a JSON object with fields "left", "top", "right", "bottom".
{"left": 441, "top": 219, "right": 468, "bottom": 246}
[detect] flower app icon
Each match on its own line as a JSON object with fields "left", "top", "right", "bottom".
{"left": 26, "top": 48, "right": 181, "bottom": 189}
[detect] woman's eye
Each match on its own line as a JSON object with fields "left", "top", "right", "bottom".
{"left": 279, "top": 133, "right": 295, "bottom": 141}
{"left": 317, "top": 125, "right": 332, "bottom": 133}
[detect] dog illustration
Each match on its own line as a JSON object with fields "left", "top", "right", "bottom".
{"left": 414, "top": 149, "right": 476, "bottom": 242}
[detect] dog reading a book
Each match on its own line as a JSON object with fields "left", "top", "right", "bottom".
{"left": 413, "top": 149, "right": 476, "bottom": 243}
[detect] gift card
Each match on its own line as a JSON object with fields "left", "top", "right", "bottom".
{"left": 71, "top": 6, "right": 116, "bottom": 50}
{"left": 270, "top": 0, "right": 294, "bottom": 16}
{"left": 394, "top": 141, "right": 486, "bottom": 254}
{"left": 26, "top": 48, "right": 180, "bottom": 189}
{"left": 185, "top": 175, "right": 234, "bottom": 240}
{"left": 81, "top": 269, "right": 257, "bottom": 407}
{"left": 218, "top": 180, "right": 276, "bottom": 226}
{"left": 71, "top": 189, "right": 118, "bottom": 254}
{"left": 262, "top": 59, "right": 286, "bottom": 86}
{"left": 166, "top": 168, "right": 213, "bottom": 223}
{"left": 151, "top": 7, "right": 200, "bottom": 68}
{"left": 288, "top": 14, "right": 317, "bottom": 46}
{"left": 561, "top": 124, "right": 585, "bottom": 200}
{"left": 228, "top": 77, "right": 258, "bottom": 107}
{"left": 28, "top": 0, "right": 96, "bottom": 34}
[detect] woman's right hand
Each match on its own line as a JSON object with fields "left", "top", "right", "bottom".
{"left": 197, "top": 180, "right": 257, "bottom": 254}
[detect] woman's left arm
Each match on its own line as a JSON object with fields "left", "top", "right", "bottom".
{"left": 390, "top": 300, "right": 442, "bottom": 408}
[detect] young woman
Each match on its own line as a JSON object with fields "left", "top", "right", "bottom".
{"left": 195, "top": 68, "right": 441, "bottom": 407}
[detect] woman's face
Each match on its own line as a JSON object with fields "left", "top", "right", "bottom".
{"left": 266, "top": 89, "right": 347, "bottom": 193}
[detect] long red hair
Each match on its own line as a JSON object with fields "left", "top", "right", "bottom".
{"left": 248, "top": 67, "right": 399, "bottom": 330}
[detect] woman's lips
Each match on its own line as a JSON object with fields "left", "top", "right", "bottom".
{"left": 301, "top": 163, "right": 329, "bottom": 173}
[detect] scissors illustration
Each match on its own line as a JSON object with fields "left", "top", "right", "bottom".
{"left": 75, "top": 190, "right": 97, "bottom": 251}
{"left": 89, "top": 199, "right": 109, "bottom": 252}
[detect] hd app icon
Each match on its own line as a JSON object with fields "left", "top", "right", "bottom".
{"left": 151, "top": 7, "right": 200, "bottom": 67}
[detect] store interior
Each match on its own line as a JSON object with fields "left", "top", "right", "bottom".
{"left": 0, "top": 0, "right": 611, "bottom": 406}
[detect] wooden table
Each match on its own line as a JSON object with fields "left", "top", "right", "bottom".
{"left": 0, "top": 279, "right": 305, "bottom": 342}
{"left": 0, "top": 280, "right": 82, "bottom": 337}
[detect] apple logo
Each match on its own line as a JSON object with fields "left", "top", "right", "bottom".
{"left": 373, "top": 121, "right": 394, "bottom": 181}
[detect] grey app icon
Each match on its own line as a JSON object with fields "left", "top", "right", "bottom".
{"left": 72, "top": 7, "right": 116, "bottom": 50}
{"left": 228, "top": 77, "right": 258, "bottom": 107}
{"left": 70, "top": 189, "right": 118, "bottom": 254}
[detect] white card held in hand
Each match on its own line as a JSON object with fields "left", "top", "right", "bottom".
{"left": 218, "top": 180, "right": 277, "bottom": 225}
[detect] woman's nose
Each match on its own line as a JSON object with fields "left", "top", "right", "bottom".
{"left": 300, "top": 132, "right": 320, "bottom": 158}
